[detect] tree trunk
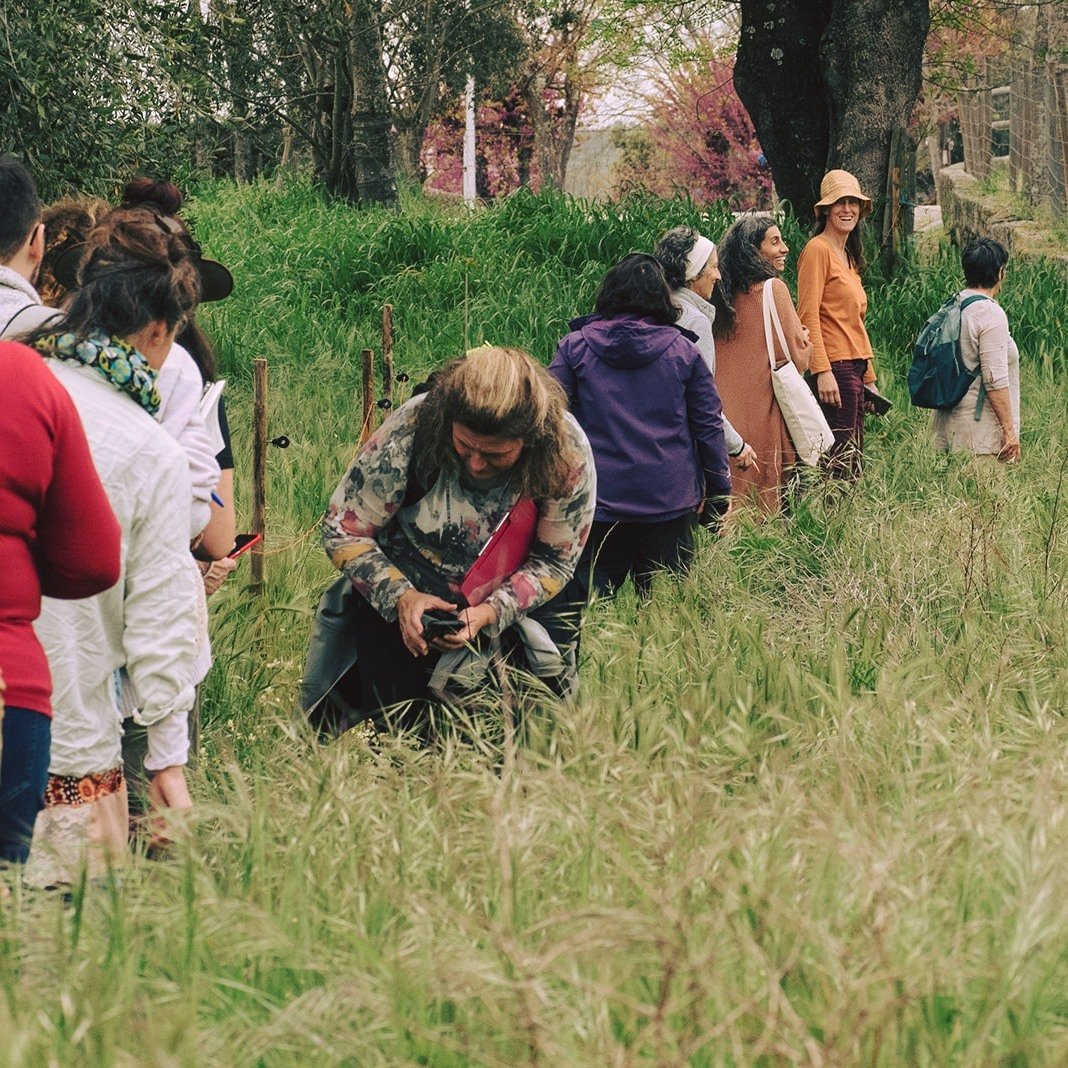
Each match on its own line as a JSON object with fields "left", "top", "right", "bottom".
{"left": 344, "top": 1, "right": 397, "bottom": 207}
{"left": 734, "top": 0, "right": 833, "bottom": 216}
{"left": 735, "top": 0, "right": 930, "bottom": 263}
{"left": 393, "top": 119, "right": 424, "bottom": 184}
{"left": 821, "top": 0, "right": 929, "bottom": 217}
{"left": 523, "top": 76, "right": 580, "bottom": 191}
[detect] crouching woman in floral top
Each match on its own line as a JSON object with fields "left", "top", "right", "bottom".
{"left": 312, "top": 345, "right": 595, "bottom": 737}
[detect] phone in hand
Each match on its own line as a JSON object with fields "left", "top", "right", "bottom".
{"left": 421, "top": 608, "right": 465, "bottom": 638}
{"left": 863, "top": 386, "right": 892, "bottom": 416}
{"left": 227, "top": 533, "right": 263, "bottom": 559}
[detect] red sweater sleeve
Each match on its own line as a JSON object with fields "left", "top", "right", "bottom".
{"left": 14, "top": 344, "right": 122, "bottom": 598}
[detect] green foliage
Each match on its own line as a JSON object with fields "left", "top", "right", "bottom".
{"left": 3, "top": 182, "right": 1067, "bottom": 1063}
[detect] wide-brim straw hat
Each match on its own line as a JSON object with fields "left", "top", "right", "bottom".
{"left": 813, "top": 169, "right": 872, "bottom": 218}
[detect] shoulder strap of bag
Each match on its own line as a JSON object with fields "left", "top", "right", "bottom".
{"left": 960, "top": 294, "right": 990, "bottom": 312}
{"left": 762, "top": 278, "right": 790, "bottom": 370}
{"left": 1, "top": 303, "right": 40, "bottom": 339}
{"left": 959, "top": 293, "right": 990, "bottom": 421}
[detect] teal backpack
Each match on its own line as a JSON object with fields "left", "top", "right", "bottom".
{"left": 908, "top": 293, "right": 989, "bottom": 409}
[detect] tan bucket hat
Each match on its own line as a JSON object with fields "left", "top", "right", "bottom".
{"left": 814, "top": 169, "right": 872, "bottom": 217}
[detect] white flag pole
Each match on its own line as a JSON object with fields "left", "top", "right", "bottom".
{"left": 463, "top": 73, "right": 476, "bottom": 208}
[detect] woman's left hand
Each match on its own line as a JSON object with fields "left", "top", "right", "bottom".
{"left": 432, "top": 602, "right": 498, "bottom": 650}
{"left": 735, "top": 443, "right": 760, "bottom": 472}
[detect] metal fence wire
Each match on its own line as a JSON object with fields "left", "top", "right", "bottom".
{"left": 955, "top": 4, "right": 1068, "bottom": 218}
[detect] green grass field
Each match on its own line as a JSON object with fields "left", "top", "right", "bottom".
{"left": 2, "top": 181, "right": 1066, "bottom": 1065}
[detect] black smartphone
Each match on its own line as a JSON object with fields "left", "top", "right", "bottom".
{"left": 863, "top": 386, "right": 892, "bottom": 416}
{"left": 228, "top": 533, "right": 263, "bottom": 559}
{"left": 422, "top": 609, "right": 464, "bottom": 637}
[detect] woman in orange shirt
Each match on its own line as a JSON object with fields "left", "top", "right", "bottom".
{"left": 796, "top": 170, "right": 881, "bottom": 478}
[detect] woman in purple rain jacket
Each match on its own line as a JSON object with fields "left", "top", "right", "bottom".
{"left": 549, "top": 252, "right": 731, "bottom": 598}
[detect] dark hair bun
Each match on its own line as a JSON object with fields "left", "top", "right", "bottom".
{"left": 122, "top": 177, "right": 183, "bottom": 216}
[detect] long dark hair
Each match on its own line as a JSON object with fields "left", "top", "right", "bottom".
{"left": 24, "top": 206, "right": 201, "bottom": 345}
{"left": 814, "top": 209, "right": 866, "bottom": 272}
{"left": 594, "top": 253, "right": 679, "bottom": 324}
{"left": 711, "top": 214, "right": 777, "bottom": 339}
{"left": 411, "top": 345, "right": 575, "bottom": 500}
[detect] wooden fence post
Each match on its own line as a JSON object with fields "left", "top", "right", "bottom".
{"left": 360, "top": 348, "right": 375, "bottom": 444}
{"left": 382, "top": 304, "right": 394, "bottom": 410}
{"left": 250, "top": 358, "right": 267, "bottom": 595}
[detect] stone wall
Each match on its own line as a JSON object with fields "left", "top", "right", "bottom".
{"left": 938, "top": 162, "right": 1065, "bottom": 261}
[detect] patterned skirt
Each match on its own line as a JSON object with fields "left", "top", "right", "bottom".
{"left": 24, "top": 766, "right": 128, "bottom": 888}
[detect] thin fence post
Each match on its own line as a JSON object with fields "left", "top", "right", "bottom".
{"left": 360, "top": 348, "right": 375, "bottom": 445}
{"left": 382, "top": 304, "right": 394, "bottom": 410}
{"left": 250, "top": 358, "right": 267, "bottom": 595}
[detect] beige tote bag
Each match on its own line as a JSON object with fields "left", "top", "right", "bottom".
{"left": 763, "top": 279, "right": 834, "bottom": 466}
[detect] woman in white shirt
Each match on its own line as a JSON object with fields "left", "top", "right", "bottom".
{"left": 931, "top": 237, "right": 1020, "bottom": 462}
{"left": 23, "top": 202, "right": 204, "bottom": 885}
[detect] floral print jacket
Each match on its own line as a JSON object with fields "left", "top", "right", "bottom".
{"left": 322, "top": 396, "right": 596, "bottom": 631}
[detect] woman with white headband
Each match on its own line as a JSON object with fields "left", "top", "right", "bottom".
{"left": 654, "top": 227, "right": 758, "bottom": 474}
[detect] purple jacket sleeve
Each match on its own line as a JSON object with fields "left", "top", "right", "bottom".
{"left": 684, "top": 352, "right": 731, "bottom": 506}
{"left": 548, "top": 342, "right": 576, "bottom": 406}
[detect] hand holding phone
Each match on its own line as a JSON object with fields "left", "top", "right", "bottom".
{"left": 227, "top": 533, "right": 263, "bottom": 559}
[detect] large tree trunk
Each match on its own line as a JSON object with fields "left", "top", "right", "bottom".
{"left": 735, "top": 0, "right": 930, "bottom": 263}
{"left": 345, "top": 1, "right": 397, "bottom": 206}
{"left": 523, "top": 76, "right": 581, "bottom": 191}
{"left": 734, "top": 0, "right": 833, "bottom": 217}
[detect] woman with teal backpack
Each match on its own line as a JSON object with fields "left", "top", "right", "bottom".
{"left": 930, "top": 237, "right": 1020, "bottom": 463}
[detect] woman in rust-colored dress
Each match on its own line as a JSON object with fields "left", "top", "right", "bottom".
{"left": 712, "top": 215, "right": 812, "bottom": 514}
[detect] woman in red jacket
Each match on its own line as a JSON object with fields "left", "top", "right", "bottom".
{"left": 0, "top": 341, "right": 121, "bottom": 865}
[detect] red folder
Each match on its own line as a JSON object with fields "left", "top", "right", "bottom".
{"left": 459, "top": 497, "right": 538, "bottom": 606}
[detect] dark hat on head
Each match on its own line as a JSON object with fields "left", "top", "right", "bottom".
{"left": 52, "top": 215, "right": 234, "bottom": 302}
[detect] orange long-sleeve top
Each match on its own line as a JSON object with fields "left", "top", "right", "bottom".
{"left": 796, "top": 234, "right": 876, "bottom": 383}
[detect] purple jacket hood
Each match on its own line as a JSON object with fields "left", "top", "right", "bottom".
{"left": 568, "top": 313, "right": 698, "bottom": 369}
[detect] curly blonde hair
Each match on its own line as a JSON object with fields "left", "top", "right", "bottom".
{"left": 412, "top": 345, "right": 576, "bottom": 500}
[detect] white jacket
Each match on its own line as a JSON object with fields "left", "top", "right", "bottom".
{"left": 673, "top": 286, "right": 744, "bottom": 456}
{"left": 35, "top": 361, "right": 200, "bottom": 776}
{"left": 157, "top": 342, "right": 220, "bottom": 540}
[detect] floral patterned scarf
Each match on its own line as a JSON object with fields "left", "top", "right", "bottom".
{"left": 31, "top": 330, "right": 160, "bottom": 416}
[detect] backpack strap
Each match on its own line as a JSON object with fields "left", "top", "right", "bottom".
{"left": 960, "top": 294, "right": 991, "bottom": 421}
{"left": 1, "top": 302, "right": 55, "bottom": 339}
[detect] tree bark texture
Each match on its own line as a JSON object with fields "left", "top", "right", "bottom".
{"left": 736, "top": 0, "right": 930, "bottom": 257}
{"left": 345, "top": 1, "right": 398, "bottom": 206}
{"left": 288, "top": 3, "right": 397, "bottom": 206}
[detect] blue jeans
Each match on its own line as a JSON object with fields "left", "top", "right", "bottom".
{"left": 0, "top": 706, "right": 51, "bottom": 864}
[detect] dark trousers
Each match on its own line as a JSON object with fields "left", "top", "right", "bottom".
{"left": 349, "top": 593, "right": 442, "bottom": 733}
{"left": 815, "top": 358, "right": 868, "bottom": 479}
{"left": 575, "top": 513, "right": 697, "bottom": 600}
{"left": 0, "top": 706, "right": 51, "bottom": 864}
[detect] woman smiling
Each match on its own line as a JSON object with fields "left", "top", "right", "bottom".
{"left": 797, "top": 170, "right": 881, "bottom": 478}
